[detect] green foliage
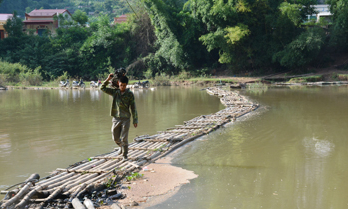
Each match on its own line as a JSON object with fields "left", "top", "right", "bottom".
{"left": 0, "top": 0, "right": 28, "bottom": 16}
{"left": 288, "top": 75, "right": 323, "bottom": 83}
{"left": 328, "top": 0, "right": 348, "bottom": 49}
{"left": 152, "top": 72, "right": 171, "bottom": 86}
{"left": 176, "top": 70, "right": 191, "bottom": 80}
{"left": 19, "top": 66, "right": 43, "bottom": 86}
{"left": 0, "top": 74, "right": 7, "bottom": 86}
{"left": 279, "top": 2, "right": 302, "bottom": 26}
{"left": 0, "top": 0, "right": 345, "bottom": 80}
{"left": 4, "top": 11, "right": 23, "bottom": 38}
{"left": 56, "top": 71, "right": 69, "bottom": 82}
{"left": 0, "top": 60, "right": 41, "bottom": 85}
{"left": 143, "top": 0, "right": 186, "bottom": 70}
{"left": 80, "top": 14, "right": 135, "bottom": 78}
{"left": 224, "top": 24, "right": 250, "bottom": 45}
{"left": 143, "top": 68, "right": 153, "bottom": 79}
{"left": 273, "top": 28, "right": 326, "bottom": 68}
{"left": 126, "top": 172, "right": 144, "bottom": 181}
{"left": 338, "top": 74, "right": 348, "bottom": 80}
{"left": 72, "top": 10, "right": 89, "bottom": 26}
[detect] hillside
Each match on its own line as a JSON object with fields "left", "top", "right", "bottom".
{"left": 0, "top": 0, "right": 136, "bottom": 18}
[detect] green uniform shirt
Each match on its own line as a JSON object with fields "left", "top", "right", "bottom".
{"left": 100, "top": 81, "right": 138, "bottom": 124}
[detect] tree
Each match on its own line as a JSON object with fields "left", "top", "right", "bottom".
{"left": 104, "top": 0, "right": 113, "bottom": 13}
{"left": 273, "top": 27, "right": 326, "bottom": 68}
{"left": 79, "top": 14, "right": 135, "bottom": 78}
{"left": 328, "top": 0, "right": 348, "bottom": 50}
{"left": 4, "top": 11, "right": 23, "bottom": 38}
{"left": 72, "top": 9, "right": 88, "bottom": 26}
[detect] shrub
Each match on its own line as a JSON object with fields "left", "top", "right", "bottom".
{"left": 0, "top": 74, "right": 7, "bottom": 86}
{"left": 338, "top": 74, "right": 348, "bottom": 81}
{"left": 176, "top": 70, "right": 191, "bottom": 80}
{"left": 273, "top": 28, "right": 325, "bottom": 69}
{"left": 19, "top": 67, "right": 43, "bottom": 86}
{"left": 288, "top": 75, "right": 323, "bottom": 83}
{"left": 0, "top": 60, "right": 29, "bottom": 83}
{"left": 143, "top": 69, "right": 153, "bottom": 80}
{"left": 152, "top": 72, "right": 171, "bottom": 86}
{"left": 56, "top": 71, "right": 70, "bottom": 82}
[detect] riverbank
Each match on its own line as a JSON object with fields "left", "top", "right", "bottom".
{"left": 2, "top": 70, "right": 348, "bottom": 91}
{"left": 107, "top": 157, "right": 198, "bottom": 208}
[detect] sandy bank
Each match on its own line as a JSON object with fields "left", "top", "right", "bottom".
{"left": 106, "top": 157, "right": 197, "bottom": 208}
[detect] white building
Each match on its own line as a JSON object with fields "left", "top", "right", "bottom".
{"left": 308, "top": 5, "right": 332, "bottom": 22}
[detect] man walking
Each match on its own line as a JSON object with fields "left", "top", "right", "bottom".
{"left": 101, "top": 74, "right": 138, "bottom": 160}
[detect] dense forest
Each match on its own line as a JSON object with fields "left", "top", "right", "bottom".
{"left": 1, "top": 0, "right": 348, "bottom": 85}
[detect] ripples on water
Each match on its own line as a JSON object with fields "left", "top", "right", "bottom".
{"left": 303, "top": 137, "right": 335, "bottom": 158}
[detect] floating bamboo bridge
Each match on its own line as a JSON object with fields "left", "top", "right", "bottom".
{"left": 0, "top": 87, "right": 259, "bottom": 209}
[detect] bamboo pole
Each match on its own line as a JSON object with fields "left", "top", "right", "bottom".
{"left": 55, "top": 168, "right": 110, "bottom": 174}
{"left": 42, "top": 185, "right": 66, "bottom": 204}
{"left": 14, "top": 185, "right": 47, "bottom": 209}
{"left": 38, "top": 173, "right": 75, "bottom": 188}
{"left": 67, "top": 183, "right": 87, "bottom": 204}
{"left": 1, "top": 182, "right": 33, "bottom": 208}
{"left": 72, "top": 198, "right": 86, "bottom": 209}
{"left": 83, "top": 199, "right": 95, "bottom": 209}
{"left": 45, "top": 174, "right": 80, "bottom": 190}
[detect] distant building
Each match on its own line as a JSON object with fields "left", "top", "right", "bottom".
{"left": 307, "top": 5, "right": 332, "bottom": 22}
{"left": 23, "top": 9, "right": 72, "bottom": 36}
{"left": 0, "top": 14, "right": 13, "bottom": 39}
{"left": 114, "top": 14, "right": 128, "bottom": 24}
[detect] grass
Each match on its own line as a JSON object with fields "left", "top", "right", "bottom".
{"left": 188, "top": 78, "right": 237, "bottom": 83}
{"left": 338, "top": 74, "right": 348, "bottom": 81}
{"left": 126, "top": 172, "right": 143, "bottom": 181}
{"left": 288, "top": 75, "right": 323, "bottom": 83}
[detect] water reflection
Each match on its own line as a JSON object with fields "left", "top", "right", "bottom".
{"left": 59, "top": 89, "right": 70, "bottom": 101}
{"left": 0, "top": 134, "right": 11, "bottom": 157}
{"left": 89, "top": 89, "right": 101, "bottom": 101}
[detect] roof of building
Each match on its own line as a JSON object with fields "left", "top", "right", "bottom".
{"left": 0, "top": 14, "right": 13, "bottom": 21}
{"left": 114, "top": 14, "right": 128, "bottom": 23}
{"left": 26, "top": 9, "right": 71, "bottom": 17}
{"left": 23, "top": 20, "right": 54, "bottom": 23}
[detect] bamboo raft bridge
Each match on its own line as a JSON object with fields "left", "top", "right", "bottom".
{"left": 0, "top": 87, "right": 259, "bottom": 209}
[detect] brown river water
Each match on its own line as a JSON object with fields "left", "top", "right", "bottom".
{"left": 0, "top": 87, "right": 224, "bottom": 192}
{"left": 1, "top": 85, "right": 348, "bottom": 209}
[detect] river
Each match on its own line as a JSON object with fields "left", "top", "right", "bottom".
{"left": 149, "top": 85, "right": 348, "bottom": 209}
{"left": 0, "top": 87, "right": 224, "bottom": 193}
{"left": 1, "top": 86, "right": 348, "bottom": 209}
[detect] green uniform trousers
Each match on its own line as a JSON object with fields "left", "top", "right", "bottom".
{"left": 111, "top": 117, "right": 130, "bottom": 146}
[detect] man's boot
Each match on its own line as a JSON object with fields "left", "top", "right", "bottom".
{"left": 115, "top": 143, "right": 123, "bottom": 155}
{"left": 116, "top": 146, "right": 123, "bottom": 155}
{"left": 123, "top": 145, "right": 128, "bottom": 160}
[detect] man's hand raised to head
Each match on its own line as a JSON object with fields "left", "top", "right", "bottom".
{"left": 106, "top": 73, "right": 114, "bottom": 81}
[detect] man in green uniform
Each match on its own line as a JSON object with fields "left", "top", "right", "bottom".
{"left": 101, "top": 74, "right": 138, "bottom": 160}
